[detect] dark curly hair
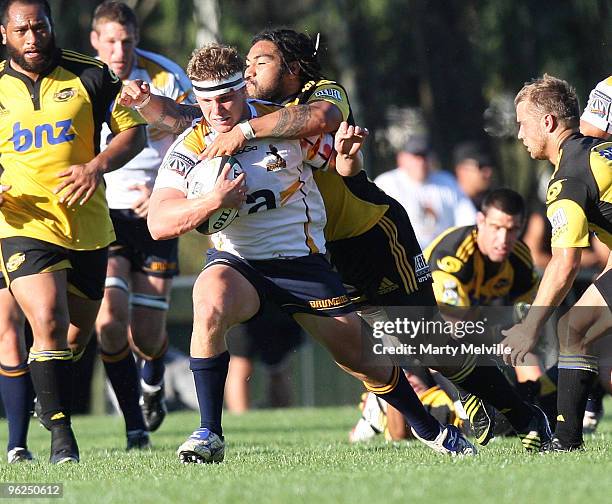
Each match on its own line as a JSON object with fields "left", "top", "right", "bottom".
{"left": 252, "top": 28, "right": 322, "bottom": 83}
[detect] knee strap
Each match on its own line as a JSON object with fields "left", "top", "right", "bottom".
{"left": 130, "top": 293, "right": 169, "bottom": 311}
{"left": 105, "top": 276, "right": 129, "bottom": 293}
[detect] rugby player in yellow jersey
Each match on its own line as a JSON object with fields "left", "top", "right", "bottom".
{"left": 121, "top": 29, "right": 552, "bottom": 452}
{"left": 0, "top": 0, "right": 145, "bottom": 463}
{"left": 503, "top": 74, "right": 612, "bottom": 451}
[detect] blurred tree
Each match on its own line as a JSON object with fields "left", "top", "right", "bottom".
{"left": 41, "top": 0, "right": 610, "bottom": 212}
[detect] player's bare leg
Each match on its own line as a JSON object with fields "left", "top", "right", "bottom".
{"left": 178, "top": 265, "right": 260, "bottom": 463}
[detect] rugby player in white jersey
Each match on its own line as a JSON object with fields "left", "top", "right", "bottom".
{"left": 147, "top": 43, "right": 477, "bottom": 463}
{"left": 90, "top": 1, "right": 194, "bottom": 448}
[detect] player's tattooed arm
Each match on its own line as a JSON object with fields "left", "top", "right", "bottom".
{"left": 151, "top": 101, "right": 202, "bottom": 135}
{"left": 120, "top": 80, "right": 202, "bottom": 135}
{"left": 269, "top": 105, "right": 313, "bottom": 137}
{"left": 250, "top": 101, "right": 344, "bottom": 139}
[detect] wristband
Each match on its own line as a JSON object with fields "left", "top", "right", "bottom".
{"left": 134, "top": 93, "right": 152, "bottom": 110}
{"left": 238, "top": 120, "right": 256, "bottom": 140}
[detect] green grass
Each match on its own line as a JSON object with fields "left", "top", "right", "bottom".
{"left": 1, "top": 402, "right": 612, "bottom": 504}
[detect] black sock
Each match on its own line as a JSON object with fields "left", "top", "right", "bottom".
{"left": 585, "top": 380, "right": 606, "bottom": 413}
{"left": 537, "top": 366, "right": 558, "bottom": 427}
{"left": 28, "top": 349, "right": 73, "bottom": 429}
{"left": 555, "top": 354, "right": 598, "bottom": 446}
{"left": 0, "top": 363, "right": 34, "bottom": 450}
{"left": 190, "top": 352, "right": 230, "bottom": 437}
{"left": 101, "top": 346, "right": 146, "bottom": 433}
{"left": 368, "top": 367, "right": 441, "bottom": 440}
{"left": 443, "top": 357, "right": 532, "bottom": 430}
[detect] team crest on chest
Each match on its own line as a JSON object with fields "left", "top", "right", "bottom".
{"left": 265, "top": 144, "right": 287, "bottom": 172}
{"left": 53, "top": 88, "right": 78, "bottom": 102}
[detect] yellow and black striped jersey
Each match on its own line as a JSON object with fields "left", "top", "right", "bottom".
{"left": 423, "top": 226, "right": 538, "bottom": 306}
{"left": 0, "top": 49, "right": 144, "bottom": 250}
{"left": 547, "top": 133, "right": 612, "bottom": 249}
{"left": 287, "top": 79, "right": 390, "bottom": 241}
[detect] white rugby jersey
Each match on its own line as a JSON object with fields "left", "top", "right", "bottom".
{"left": 374, "top": 169, "right": 477, "bottom": 249}
{"left": 154, "top": 100, "right": 335, "bottom": 260}
{"left": 581, "top": 76, "right": 612, "bottom": 134}
{"left": 102, "top": 48, "right": 194, "bottom": 209}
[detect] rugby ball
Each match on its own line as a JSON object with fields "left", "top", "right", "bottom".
{"left": 187, "top": 155, "right": 243, "bottom": 235}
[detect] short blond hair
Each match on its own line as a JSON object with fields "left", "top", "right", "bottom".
{"left": 514, "top": 74, "right": 580, "bottom": 128}
{"left": 187, "top": 43, "right": 243, "bottom": 82}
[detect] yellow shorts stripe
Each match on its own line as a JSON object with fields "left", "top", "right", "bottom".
{"left": 363, "top": 366, "right": 400, "bottom": 394}
{"left": 377, "top": 216, "right": 418, "bottom": 293}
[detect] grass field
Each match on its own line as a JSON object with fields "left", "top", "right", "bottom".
{"left": 1, "top": 401, "right": 611, "bottom": 504}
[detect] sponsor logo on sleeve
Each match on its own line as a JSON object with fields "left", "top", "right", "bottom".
{"left": 164, "top": 151, "right": 195, "bottom": 176}
{"left": 549, "top": 207, "right": 568, "bottom": 237}
{"left": 441, "top": 280, "right": 459, "bottom": 305}
{"left": 313, "top": 88, "right": 343, "bottom": 102}
{"left": 588, "top": 89, "right": 611, "bottom": 119}
{"left": 597, "top": 146, "right": 612, "bottom": 161}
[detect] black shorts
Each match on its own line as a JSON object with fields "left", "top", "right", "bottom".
{"left": 594, "top": 269, "right": 612, "bottom": 307}
{"left": 109, "top": 209, "right": 179, "bottom": 278}
{"left": 226, "top": 303, "right": 305, "bottom": 366}
{"left": 0, "top": 236, "right": 108, "bottom": 300}
{"left": 205, "top": 249, "right": 354, "bottom": 317}
{"left": 326, "top": 198, "right": 433, "bottom": 307}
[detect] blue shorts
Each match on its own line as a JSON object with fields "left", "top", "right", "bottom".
{"left": 204, "top": 250, "right": 354, "bottom": 317}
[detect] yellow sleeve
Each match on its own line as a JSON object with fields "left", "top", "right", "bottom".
{"left": 431, "top": 270, "right": 471, "bottom": 307}
{"left": 109, "top": 98, "right": 146, "bottom": 135}
{"left": 306, "top": 82, "right": 351, "bottom": 121}
{"left": 547, "top": 199, "right": 590, "bottom": 248}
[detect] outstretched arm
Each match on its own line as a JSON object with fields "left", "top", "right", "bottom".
{"left": 202, "top": 101, "right": 343, "bottom": 159}
{"left": 120, "top": 80, "right": 202, "bottom": 135}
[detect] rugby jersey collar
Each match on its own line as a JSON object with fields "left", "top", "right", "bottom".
{"left": 2, "top": 49, "right": 61, "bottom": 110}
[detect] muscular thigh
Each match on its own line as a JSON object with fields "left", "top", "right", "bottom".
{"left": 294, "top": 311, "right": 364, "bottom": 358}
{"left": 193, "top": 264, "right": 261, "bottom": 328}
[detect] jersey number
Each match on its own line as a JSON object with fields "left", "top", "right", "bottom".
{"left": 246, "top": 190, "right": 276, "bottom": 214}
